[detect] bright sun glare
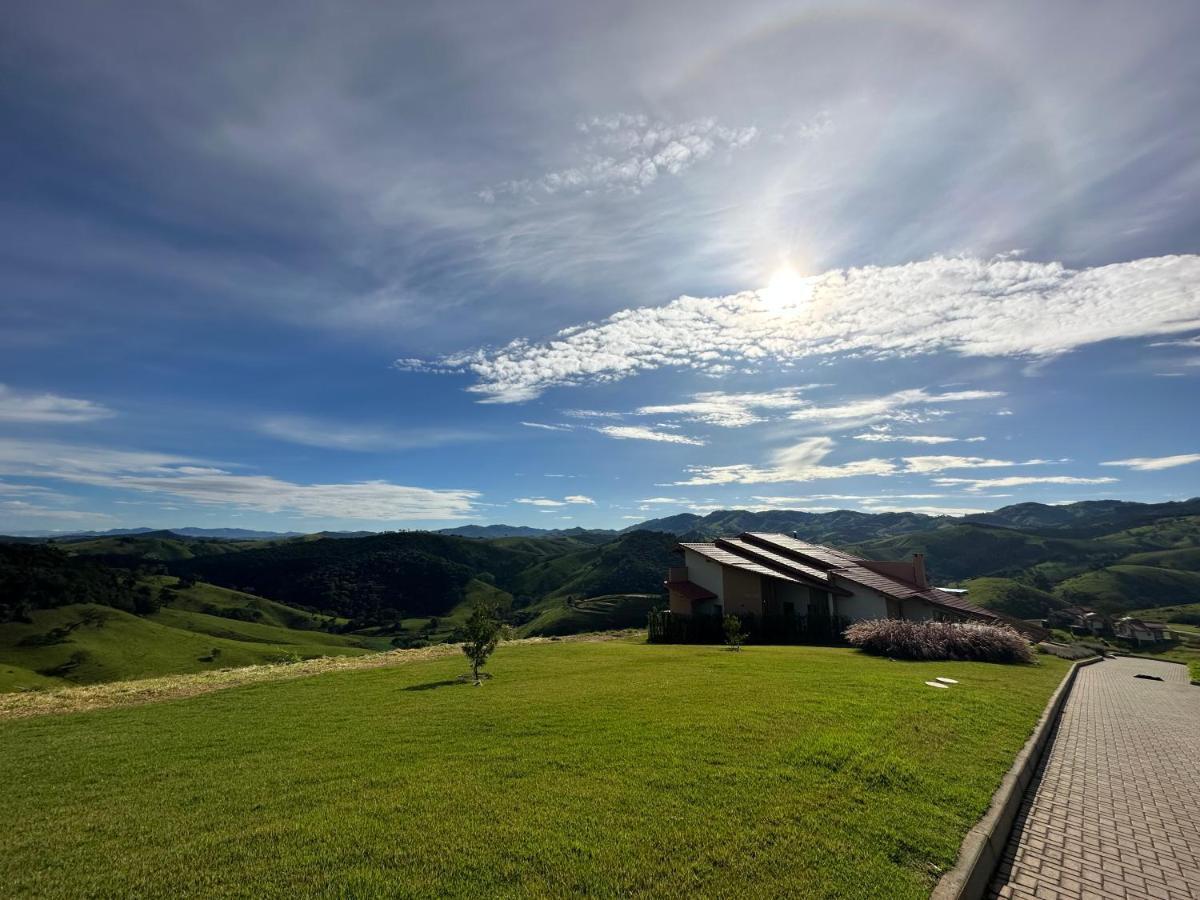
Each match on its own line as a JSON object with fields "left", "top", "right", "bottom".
{"left": 762, "top": 265, "right": 811, "bottom": 310}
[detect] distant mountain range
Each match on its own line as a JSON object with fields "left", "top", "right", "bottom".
{"left": 6, "top": 526, "right": 308, "bottom": 540}
{"left": 4, "top": 496, "right": 1199, "bottom": 682}
{"left": 436, "top": 524, "right": 618, "bottom": 539}
{"left": 627, "top": 498, "right": 1200, "bottom": 542}
{"left": 5, "top": 498, "right": 1199, "bottom": 547}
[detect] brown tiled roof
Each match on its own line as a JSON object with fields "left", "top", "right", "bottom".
{"left": 663, "top": 579, "right": 717, "bottom": 602}
{"left": 713, "top": 537, "right": 852, "bottom": 595}
{"left": 725, "top": 532, "right": 997, "bottom": 622}
{"left": 678, "top": 542, "right": 806, "bottom": 583}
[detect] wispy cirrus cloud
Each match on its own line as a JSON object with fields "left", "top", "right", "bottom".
{"left": 259, "top": 415, "right": 485, "bottom": 452}
{"left": 480, "top": 114, "right": 761, "bottom": 202}
{"left": 672, "top": 437, "right": 1075, "bottom": 486}
{"left": 592, "top": 425, "right": 705, "bottom": 446}
{"left": 515, "top": 494, "right": 594, "bottom": 507}
{"left": 1100, "top": 453, "right": 1200, "bottom": 471}
{"left": 932, "top": 475, "right": 1118, "bottom": 492}
{"left": 520, "top": 420, "right": 704, "bottom": 445}
{"left": 853, "top": 425, "right": 986, "bottom": 444}
{"left": 0, "top": 439, "right": 479, "bottom": 520}
{"left": 750, "top": 493, "right": 947, "bottom": 505}
{"left": 520, "top": 421, "right": 572, "bottom": 432}
{"left": 1149, "top": 335, "right": 1200, "bottom": 348}
{"left": 672, "top": 437, "right": 896, "bottom": 485}
{"left": 902, "top": 455, "right": 1059, "bottom": 475}
{"left": 405, "top": 255, "right": 1200, "bottom": 403}
{"left": 0, "top": 384, "right": 115, "bottom": 424}
{"left": 635, "top": 387, "right": 813, "bottom": 428}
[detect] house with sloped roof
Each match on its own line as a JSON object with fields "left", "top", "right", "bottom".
{"left": 662, "top": 532, "right": 999, "bottom": 636}
{"left": 1047, "top": 605, "right": 1109, "bottom": 636}
{"left": 1113, "top": 617, "right": 1168, "bottom": 646}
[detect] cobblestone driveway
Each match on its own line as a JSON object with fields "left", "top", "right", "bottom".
{"left": 989, "top": 656, "right": 1200, "bottom": 900}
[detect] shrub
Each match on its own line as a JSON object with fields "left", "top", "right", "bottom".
{"left": 843, "top": 619, "right": 1035, "bottom": 664}
{"left": 722, "top": 614, "right": 746, "bottom": 651}
{"left": 460, "top": 598, "right": 502, "bottom": 685}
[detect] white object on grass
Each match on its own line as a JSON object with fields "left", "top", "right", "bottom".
{"left": 936, "top": 677, "right": 959, "bottom": 684}
{"left": 925, "top": 680, "right": 949, "bottom": 689}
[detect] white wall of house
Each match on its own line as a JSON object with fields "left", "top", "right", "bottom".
{"left": 831, "top": 583, "right": 890, "bottom": 622}
{"left": 682, "top": 549, "right": 725, "bottom": 600}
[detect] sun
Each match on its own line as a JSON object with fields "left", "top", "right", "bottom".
{"left": 761, "top": 264, "right": 811, "bottom": 311}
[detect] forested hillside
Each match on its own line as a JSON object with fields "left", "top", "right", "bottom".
{"left": 4, "top": 498, "right": 1199, "bottom": 687}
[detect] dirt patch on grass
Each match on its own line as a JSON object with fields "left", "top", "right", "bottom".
{"left": 0, "top": 631, "right": 640, "bottom": 720}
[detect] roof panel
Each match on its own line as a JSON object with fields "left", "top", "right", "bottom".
{"left": 679, "top": 543, "right": 803, "bottom": 583}
{"left": 716, "top": 538, "right": 835, "bottom": 585}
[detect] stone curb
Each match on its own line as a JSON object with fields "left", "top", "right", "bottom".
{"left": 929, "top": 655, "right": 1104, "bottom": 900}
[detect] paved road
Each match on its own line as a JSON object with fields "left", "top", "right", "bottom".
{"left": 989, "top": 656, "right": 1200, "bottom": 900}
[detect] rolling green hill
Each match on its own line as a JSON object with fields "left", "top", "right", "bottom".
{"left": 849, "top": 524, "right": 1117, "bottom": 584}
{"left": 1054, "top": 565, "right": 1200, "bottom": 613}
{"left": 956, "top": 577, "right": 1066, "bottom": 619}
{"left": 518, "top": 593, "right": 662, "bottom": 636}
{"left": 0, "top": 596, "right": 375, "bottom": 689}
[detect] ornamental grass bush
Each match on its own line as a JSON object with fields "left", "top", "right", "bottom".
{"left": 843, "top": 619, "right": 1035, "bottom": 664}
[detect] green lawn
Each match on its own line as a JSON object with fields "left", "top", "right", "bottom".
{"left": 0, "top": 640, "right": 1069, "bottom": 898}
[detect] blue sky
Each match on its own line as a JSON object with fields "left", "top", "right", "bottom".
{"left": 2, "top": 0, "right": 1198, "bottom": 533}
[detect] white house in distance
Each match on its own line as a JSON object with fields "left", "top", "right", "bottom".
{"left": 666, "top": 532, "right": 999, "bottom": 626}
{"left": 1113, "top": 617, "right": 1169, "bottom": 646}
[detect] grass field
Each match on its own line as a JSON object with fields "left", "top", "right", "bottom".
{"left": 0, "top": 640, "right": 1069, "bottom": 898}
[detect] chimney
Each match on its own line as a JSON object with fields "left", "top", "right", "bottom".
{"left": 912, "top": 553, "right": 928, "bottom": 589}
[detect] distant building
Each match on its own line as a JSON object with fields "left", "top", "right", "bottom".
{"left": 663, "top": 532, "right": 1004, "bottom": 633}
{"left": 1113, "top": 617, "right": 1169, "bottom": 646}
{"left": 1048, "top": 605, "right": 1108, "bottom": 636}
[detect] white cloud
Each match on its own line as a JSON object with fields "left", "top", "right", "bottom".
{"left": 671, "top": 437, "right": 1071, "bottom": 487}
{"left": 516, "top": 494, "right": 594, "bottom": 507}
{"left": 1100, "top": 453, "right": 1200, "bottom": 471}
{"left": 592, "top": 425, "right": 706, "bottom": 446}
{"left": 854, "top": 425, "right": 986, "bottom": 444}
{"left": 750, "top": 493, "right": 946, "bottom": 504}
{"left": 562, "top": 409, "right": 623, "bottom": 419}
{"left": 409, "top": 254, "right": 1200, "bottom": 403}
{"left": 932, "top": 475, "right": 1119, "bottom": 492}
{"left": 639, "top": 496, "right": 690, "bottom": 504}
{"left": 259, "top": 415, "right": 484, "bottom": 452}
{"left": 0, "top": 384, "right": 115, "bottom": 424}
{"left": 635, "top": 382, "right": 989, "bottom": 434}
{"left": 521, "top": 421, "right": 572, "bottom": 432}
{"left": 901, "top": 455, "right": 1056, "bottom": 474}
{"left": 635, "top": 387, "right": 813, "bottom": 428}
{"left": 787, "top": 389, "right": 1004, "bottom": 428}
{"left": 0, "top": 439, "right": 479, "bottom": 520}
{"left": 484, "top": 114, "right": 760, "bottom": 200}
{"left": 673, "top": 437, "right": 897, "bottom": 485}
{"left": 1149, "top": 335, "right": 1200, "bottom": 348}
